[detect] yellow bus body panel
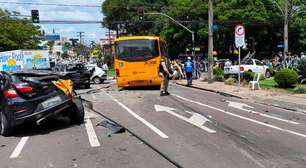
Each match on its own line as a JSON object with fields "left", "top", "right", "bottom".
{"left": 115, "top": 57, "right": 161, "bottom": 87}
{"left": 114, "top": 36, "right": 163, "bottom": 87}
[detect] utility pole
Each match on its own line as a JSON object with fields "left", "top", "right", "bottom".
{"left": 284, "top": 0, "right": 289, "bottom": 59}
{"left": 77, "top": 32, "right": 85, "bottom": 44}
{"left": 273, "top": 0, "right": 289, "bottom": 60}
{"left": 208, "top": 0, "right": 214, "bottom": 83}
{"left": 108, "top": 28, "right": 112, "bottom": 60}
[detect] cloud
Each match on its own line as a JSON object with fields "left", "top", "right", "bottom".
{"left": 1, "top": 0, "right": 106, "bottom": 43}
{"left": 88, "top": 33, "right": 97, "bottom": 38}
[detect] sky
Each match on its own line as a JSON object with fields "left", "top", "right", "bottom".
{"left": 1, "top": 0, "right": 107, "bottom": 44}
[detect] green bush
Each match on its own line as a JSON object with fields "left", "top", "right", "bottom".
{"left": 224, "top": 77, "right": 237, "bottom": 85}
{"left": 201, "top": 77, "right": 208, "bottom": 82}
{"left": 242, "top": 71, "right": 255, "bottom": 82}
{"left": 274, "top": 68, "right": 298, "bottom": 88}
{"left": 267, "top": 67, "right": 275, "bottom": 77}
{"left": 293, "top": 85, "right": 306, "bottom": 94}
{"left": 213, "top": 67, "right": 224, "bottom": 76}
{"left": 297, "top": 59, "right": 306, "bottom": 83}
{"left": 214, "top": 75, "right": 224, "bottom": 82}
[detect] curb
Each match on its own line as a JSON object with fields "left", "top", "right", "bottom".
{"left": 175, "top": 82, "right": 244, "bottom": 99}
{"left": 256, "top": 101, "right": 306, "bottom": 114}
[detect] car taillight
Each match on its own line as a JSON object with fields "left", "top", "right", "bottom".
{"left": 240, "top": 66, "right": 244, "bottom": 71}
{"left": 15, "top": 85, "right": 33, "bottom": 93}
{"left": 116, "top": 69, "right": 120, "bottom": 77}
{"left": 4, "top": 89, "right": 19, "bottom": 98}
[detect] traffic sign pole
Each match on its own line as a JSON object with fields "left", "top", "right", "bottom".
{"left": 238, "top": 47, "right": 241, "bottom": 92}
{"left": 234, "top": 24, "right": 245, "bottom": 92}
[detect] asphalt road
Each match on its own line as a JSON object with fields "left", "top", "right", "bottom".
{"left": 1, "top": 80, "right": 306, "bottom": 168}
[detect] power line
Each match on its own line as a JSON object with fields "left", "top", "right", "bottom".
{"left": 0, "top": 1, "right": 101, "bottom": 8}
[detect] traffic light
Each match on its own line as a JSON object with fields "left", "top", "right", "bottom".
{"left": 138, "top": 8, "right": 144, "bottom": 21}
{"left": 31, "top": 10, "right": 39, "bottom": 23}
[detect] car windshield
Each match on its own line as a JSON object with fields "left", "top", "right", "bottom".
{"left": 115, "top": 39, "right": 159, "bottom": 62}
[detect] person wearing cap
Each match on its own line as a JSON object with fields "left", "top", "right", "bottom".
{"left": 184, "top": 57, "right": 194, "bottom": 86}
{"left": 159, "top": 56, "right": 173, "bottom": 96}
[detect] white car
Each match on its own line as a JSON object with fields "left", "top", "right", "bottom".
{"left": 224, "top": 59, "right": 270, "bottom": 78}
{"left": 86, "top": 64, "right": 107, "bottom": 84}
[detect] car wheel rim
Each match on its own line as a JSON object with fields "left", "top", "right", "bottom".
{"left": 94, "top": 78, "right": 100, "bottom": 84}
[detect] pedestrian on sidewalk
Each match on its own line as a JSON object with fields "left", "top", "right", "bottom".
{"left": 159, "top": 56, "right": 173, "bottom": 96}
{"left": 102, "top": 62, "right": 109, "bottom": 74}
{"left": 301, "top": 52, "right": 306, "bottom": 59}
{"left": 184, "top": 57, "right": 194, "bottom": 86}
{"left": 172, "top": 60, "right": 185, "bottom": 80}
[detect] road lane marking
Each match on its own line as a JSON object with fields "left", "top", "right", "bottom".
{"left": 85, "top": 111, "right": 101, "bottom": 147}
{"left": 103, "top": 91, "right": 168, "bottom": 138}
{"left": 227, "top": 101, "right": 300, "bottom": 125}
{"left": 155, "top": 105, "right": 216, "bottom": 133}
{"left": 10, "top": 136, "right": 29, "bottom": 159}
{"left": 173, "top": 94, "right": 306, "bottom": 138}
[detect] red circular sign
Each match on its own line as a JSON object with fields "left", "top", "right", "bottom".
{"left": 235, "top": 25, "right": 245, "bottom": 37}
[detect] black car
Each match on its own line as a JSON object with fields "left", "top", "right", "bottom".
{"left": 0, "top": 71, "right": 84, "bottom": 136}
{"left": 54, "top": 63, "right": 91, "bottom": 89}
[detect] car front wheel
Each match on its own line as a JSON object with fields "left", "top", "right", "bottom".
{"left": 265, "top": 70, "right": 271, "bottom": 78}
{"left": 0, "top": 112, "right": 12, "bottom": 136}
{"left": 93, "top": 77, "right": 101, "bottom": 84}
{"left": 69, "top": 98, "right": 85, "bottom": 125}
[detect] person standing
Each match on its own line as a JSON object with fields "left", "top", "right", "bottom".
{"left": 301, "top": 52, "right": 306, "bottom": 59}
{"left": 159, "top": 57, "right": 172, "bottom": 96}
{"left": 184, "top": 57, "right": 194, "bottom": 86}
{"left": 102, "top": 62, "right": 109, "bottom": 74}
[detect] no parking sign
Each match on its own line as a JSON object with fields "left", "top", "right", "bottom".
{"left": 235, "top": 25, "right": 245, "bottom": 48}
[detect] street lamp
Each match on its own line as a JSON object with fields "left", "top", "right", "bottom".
{"left": 144, "top": 12, "right": 195, "bottom": 59}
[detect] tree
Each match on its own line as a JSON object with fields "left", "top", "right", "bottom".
{"left": 101, "top": 0, "right": 306, "bottom": 59}
{"left": 0, "top": 9, "right": 42, "bottom": 51}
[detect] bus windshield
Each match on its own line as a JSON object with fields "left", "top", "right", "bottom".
{"left": 115, "top": 39, "right": 159, "bottom": 62}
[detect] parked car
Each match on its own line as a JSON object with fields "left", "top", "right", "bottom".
{"left": 224, "top": 59, "right": 270, "bottom": 78}
{"left": 54, "top": 63, "right": 91, "bottom": 89}
{"left": 86, "top": 64, "right": 107, "bottom": 84}
{"left": 0, "top": 71, "right": 84, "bottom": 136}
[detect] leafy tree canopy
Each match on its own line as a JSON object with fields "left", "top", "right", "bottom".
{"left": 0, "top": 9, "right": 42, "bottom": 52}
{"left": 101, "top": 0, "right": 306, "bottom": 59}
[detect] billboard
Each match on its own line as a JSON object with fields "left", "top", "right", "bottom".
{"left": 0, "top": 50, "right": 50, "bottom": 71}
{"left": 23, "top": 50, "right": 50, "bottom": 69}
{"left": 0, "top": 50, "right": 24, "bottom": 71}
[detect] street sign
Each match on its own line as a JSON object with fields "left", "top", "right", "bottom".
{"left": 234, "top": 24, "right": 245, "bottom": 92}
{"left": 235, "top": 25, "right": 245, "bottom": 48}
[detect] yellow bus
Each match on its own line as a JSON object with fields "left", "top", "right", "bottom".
{"left": 114, "top": 36, "right": 167, "bottom": 87}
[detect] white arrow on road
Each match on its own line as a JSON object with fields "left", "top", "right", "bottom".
{"left": 227, "top": 101, "right": 299, "bottom": 125}
{"left": 154, "top": 105, "right": 216, "bottom": 133}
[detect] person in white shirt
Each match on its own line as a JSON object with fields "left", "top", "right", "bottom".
{"left": 102, "top": 63, "right": 109, "bottom": 72}
{"left": 301, "top": 52, "right": 306, "bottom": 59}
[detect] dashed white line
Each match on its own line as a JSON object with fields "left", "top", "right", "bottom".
{"left": 173, "top": 94, "right": 306, "bottom": 138}
{"left": 10, "top": 136, "right": 29, "bottom": 159}
{"left": 84, "top": 111, "right": 101, "bottom": 147}
{"left": 103, "top": 90, "right": 169, "bottom": 139}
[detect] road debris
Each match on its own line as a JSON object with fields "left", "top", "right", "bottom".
{"left": 97, "top": 120, "right": 125, "bottom": 134}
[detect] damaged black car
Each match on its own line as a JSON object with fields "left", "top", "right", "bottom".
{"left": 0, "top": 71, "right": 84, "bottom": 136}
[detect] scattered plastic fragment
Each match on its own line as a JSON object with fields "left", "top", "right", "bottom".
{"left": 97, "top": 120, "right": 125, "bottom": 134}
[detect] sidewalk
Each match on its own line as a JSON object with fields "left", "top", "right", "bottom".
{"left": 176, "top": 80, "right": 306, "bottom": 113}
